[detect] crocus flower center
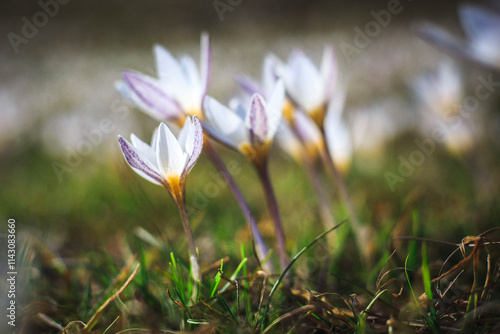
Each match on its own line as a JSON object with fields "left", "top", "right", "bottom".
{"left": 240, "top": 142, "right": 269, "bottom": 166}
{"left": 165, "top": 175, "right": 184, "bottom": 205}
{"left": 309, "top": 105, "right": 326, "bottom": 129}
{"left": 282, "top": 99, "right": 295, "bottom": 124}
{"left": 186, "top": 108, "right": 204, "bottom": 120}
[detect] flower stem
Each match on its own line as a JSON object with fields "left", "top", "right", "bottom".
{"left": 301, "top": 151, "right": 337, "bottom": 231}
{"left": 319, "top": 139, "right": 371, "bottom": 265}
{"left": 178, "top": 202, "right": 201, "bottom": 284}
{"left": 204, "top": 140, "right": 270, "bottom": 265}
{"left": 255, "top": 159, "right": 289, "bottom": 271}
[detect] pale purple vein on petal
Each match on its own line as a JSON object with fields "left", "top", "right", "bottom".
{"left": 236, "top": 75, "right": 264, "bottom": 97}
{"left": 122, "top": 71, "right": 182, "bottom": 121}
{"left": 118, "top": 136, "right": 164, "bottom": 185}
{"left": 248, "top": 94, "right": 268, "bottom": 145}
{"left": 184, "top": 116, "right": 204, "bottom": 176}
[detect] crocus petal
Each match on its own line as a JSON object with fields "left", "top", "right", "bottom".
{"left": 261, "top": 54, "right": 282, "bottom": 96}
{"left": 180, "top": 56, "right": 201, "bottom": 89}
{"left": 236, "top": 75, "right": 264, "bottom": 97}
{"left": 154, "top": 44, "right": 187, "bottom": 90}
{"left": 415, "top": 22, "right": 475, "bottom": 64}
{"left": 325, "top": 85, "right": 347, "bottom": 125}
{"left": 294, "top": 110, "right": 323, "bottom": 146}
{"left": 275, "top": 122, "right": 302, "bottom": 162}
{"left": 118, "top": 136, "right": 164, "bottom": 185}
{"left": 229, "top": 98, "right": 248, "bottom": 120}
{"left": 265, "top": 80, "right": 285, "bottom": 140}
{"left": 122, "top": 71, "right": 183, "bottom": 122}
{"left": 203, "top": 96, "right": 248, "bottom": 148}
{"left": 130, "top": 133, "right": 157, "bottom": 167}
{"left": 459, "top": 5, "right": 500, "bottom": 42}
{"left": 320, "top": 46, "right": 338, "bottom": 102}
{"left": 325, "top": 121, "right": 352, "bottom": 171}
{"left": 156, "top": 122, "right": 187, "bottom": 177}
{"left": 285, "top": 51, "right": 324, "bottom": 111}
{"left": 201, "top": 121, "right": 238, "bottom": 149}
{"left": 200, "top": 32, "right": 211, "bottom": 96}
{"left": 246, "top": 94, "right": 268, "bottom": 145}
{"left": 183, "top": 116, "right": 204, "bottom": 176}
{"left": 178, "top": 56, "right": 203, "bottom": 109}
{"left": 177, "top": 116, "right": 194, "bottom": 156}
{"left": 114, "top": 80, "right": 135, "bottom": 103}
{"left": 324, "top": 90, "right": 352, "bottom": 168}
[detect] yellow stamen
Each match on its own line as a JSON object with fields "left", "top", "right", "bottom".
{"left": 303, "top": 140, "right": 323, "bottom": 162}
{"left": 186, "top": 108, "right": 204, "bottom": 120}
{"left": 282, "top": 99, "right": 295, "bottom": 124}
{"left": 240, "top": 142, "right": 269, "bottom": 167}
{"left": 166, "top": 175, "right": 184, "bottom": 205}
{"left": 309, "top": 105, "right": 326, "bottom": 129}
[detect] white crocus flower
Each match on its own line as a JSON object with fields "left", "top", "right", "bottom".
{"left": 279, "top": 47, "right": 338, "bottom": 126}
{"left": 118, "top": 33, "right": 211, "bottom": 125}
{"left": 323, "top": 87, "right": 353, "bottom": 173}
{"left": 460, "top": 5, "right": 500, "bottom": 69}
{"left": 237, "top": 53, "right": 283, "bottom": 99}
{"left": 411, "top": 61, "right": 475, "bottom": 154}
{"left": 411, "top": 60, "right": 463, "bottom": 119}
{"left": 203, "top": 80, "right": 285, "bottom": 165}
{"left": 417, "top": 5, "right": 500, "bottom": 70}
{"left": 118, "top": 116, "right": 203, "bottom": 204}
{"left": 118, "top": 116, "right": 204, "bottom": 285}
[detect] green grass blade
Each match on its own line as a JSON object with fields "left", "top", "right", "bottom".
{"left": 210, "top": 259, "right": 223, "bottom": 298}
{"left": 260, "top": 221, "right": 346, "bottom": 330}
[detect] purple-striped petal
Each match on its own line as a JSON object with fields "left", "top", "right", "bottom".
{"left": 246, "top": 94, "right": 267, "bottom": 145}
{"left": 236, "top": 75, "right": 264, "bottom": 97}
{"left": 183, "top": 116, "right": 204, "bottom": 177}
{"left": 118, "top": 136, "right": 164, "bottom": 185}
{"left": 415, "top": 22, "right": 474, "bottom": 64}
{"left": 122, "top": 71, "right": 183, "bottom": 122}
{"left": 459, "top": 5, "right": 500, "bottom": 41}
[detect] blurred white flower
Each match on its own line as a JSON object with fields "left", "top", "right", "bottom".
{"left": 237, "top": 53, "right": 283, "bottom": 99}
{"left": 203, "top": 80, "right": 285, "bottom": 164}
{"left": 278, "top": 47, "right": 338, "bottom": 125}
{"left": 117, "top": 33, "right": 211, "bottom": 125}
{"left": 417, "top": 5, "right": 500, "bottom": 70}
{"left": 324, "top": 88, "right": 352, "bottom": 173}
{"left": 293, "top": 109, "right": 325, "bottom": 161}
{"left": 411, "top": 60, "right": 463, "bottom": 118}
{"left": 411, "top": 61, "right": 475, "bottom": 154}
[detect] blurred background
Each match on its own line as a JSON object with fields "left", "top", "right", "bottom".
{"left": 1, "top": 0, "right": 500, "bottom": 312}
{"left": 1, "top": 0, "right": 500, "bottom": 252}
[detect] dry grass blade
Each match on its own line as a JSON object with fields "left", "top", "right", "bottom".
{"left": 261, "top": 304, "right": 319, "bottom": 334}
{"left": 432, "top": 238, "right": 481, "bottom": 283}
{"left": 81, "top": 260, "right": 141, "bottom": 333}
{"left": 377, "top": 278, "right": 404, "bottom": 298}
{"left": 36, "top": 313, "right": 65, "bottom": 331}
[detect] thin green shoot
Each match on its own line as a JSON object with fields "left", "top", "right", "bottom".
{"left": 356, "top": 289, "right": 388, "bottom": 334}
{"left": 259, "top": 221, "right": 345, "bottom": 330}
{"left": 210, "top": 259, "right": 223, "bottom": 298}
